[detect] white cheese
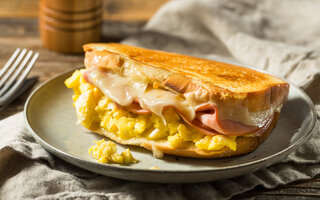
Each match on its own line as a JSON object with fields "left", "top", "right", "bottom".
{"left": 139, "top": 89, "right": 195, "bottom": 122}
{"left": 87, "top": 69, "right": 195, "bottom": 122}
{"left": 88, "top": 70, "right": 148, "bottom": 106}
{"left": 87, "top": 69, "right": 279, "bottom": 127}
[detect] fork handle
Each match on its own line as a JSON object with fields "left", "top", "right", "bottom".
{"left": 0, "top": 77, "right": 38, "bottom": 111}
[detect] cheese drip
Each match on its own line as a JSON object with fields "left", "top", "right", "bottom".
{"left": 87, "top": 69, "right": 195, "bottom": 121}
{"left": 88, "top": 70, "right": 148, "bottom": 106}
{"left": 139, "top": 89, "right": 195, "bottom": 122}
{"left": 87, "top": 69, "right": 279, "bottom": 127}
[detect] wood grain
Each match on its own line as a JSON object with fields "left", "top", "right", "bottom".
{"left": 0, "top": 0, "right": 170, "bottom": 21}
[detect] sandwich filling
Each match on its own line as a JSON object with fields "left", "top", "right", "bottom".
{"left": 65, "top": 70, "right": 238, "bottom": 152}
{"left": 83, "top": 68, "right": 278, "bottom": 137}
{"left": 66, "top": 68, "right": 280, "bottom": 153}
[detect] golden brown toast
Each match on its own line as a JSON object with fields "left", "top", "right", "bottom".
{"left": 83, "top": 43, "right": 289, "bottom": 112}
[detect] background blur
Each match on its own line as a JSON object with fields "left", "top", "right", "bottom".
{"left": 0, "top": 0, "right": 169, "bottom": 21}
{"left": 0, "top": 0, "right": 165, "bottom": 118}
{"left": 0, "top": 0, "right": 169, "bottom": 41}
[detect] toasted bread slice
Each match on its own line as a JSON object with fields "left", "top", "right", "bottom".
{"left": 83, "top": 43, "right": 289, "bottom": 112}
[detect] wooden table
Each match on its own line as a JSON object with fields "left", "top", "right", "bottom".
{"left": 0, "top": 1, "right": 319, "bottom": 199}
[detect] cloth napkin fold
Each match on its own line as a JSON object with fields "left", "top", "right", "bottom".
{"left": 1, "top": 0, "right": 320, "bottom": 199}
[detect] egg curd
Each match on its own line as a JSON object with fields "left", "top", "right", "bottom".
{"left": 65, "top": 70, "right": 237, "bottom": 162}
{"left": 89, "top": 139, "right": 137, "bottom": 164}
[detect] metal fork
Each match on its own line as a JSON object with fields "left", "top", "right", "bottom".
{"left": 0, "top": 48, "right": 39, "bottom": 110}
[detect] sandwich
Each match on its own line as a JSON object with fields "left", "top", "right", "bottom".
{"left": 65, "top": 43, "right": 289, "bottom": 159}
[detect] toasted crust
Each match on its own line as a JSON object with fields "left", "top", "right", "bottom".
{"left": 88, "top": 112, "right": 279, "bottom": 159}
{"left": 83, "top": 43, "right": 289, "bottom": 112}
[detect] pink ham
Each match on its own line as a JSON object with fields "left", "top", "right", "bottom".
{"left": 177, "top": 112, "right": 219, "bottom": 136}
{"left": 194, "top": 104, "right": 263, "bottom": 136}
{"left": 121, "top": 100, "right": 273, "bottom": 136}
{"left": 125, "top": 100, "right": 150, "bottom": 114}
{"left": 83, "top": 71, "right": 91, "bottom": 84}
{"left": 84, "top": 71, "right": 273, "bottom": 136}
{"left": 121, "top": 100, "right": 274, "bottom": 136}
{"left": 176, "top": 107, "right": 273, "bottom": 137}
{"left": 123, "top": 102, "right": 220, "bottom": 136}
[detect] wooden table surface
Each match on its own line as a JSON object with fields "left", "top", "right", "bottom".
{"left": 0, "top": 0, "right": 319, "bottom": 199}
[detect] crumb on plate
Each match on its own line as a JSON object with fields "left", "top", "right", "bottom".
{"left": 149, "top": 166, "right": 160, "bottom": 170}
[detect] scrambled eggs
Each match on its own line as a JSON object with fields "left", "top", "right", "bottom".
{"left": 89, "top": 139, "right": 137, "bottom": 164}
{"left": 65, "top": 70, "right": 237, "bottom": 156}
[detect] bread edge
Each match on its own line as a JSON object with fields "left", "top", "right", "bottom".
{"left": 83, "top": 43, "right": 289, "bottom": 112}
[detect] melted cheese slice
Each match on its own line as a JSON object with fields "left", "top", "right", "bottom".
{"left": 139, "top": 89, "right": 195, "bottom": 122}
{"left": 87, "top": 69, "right": 195, "bottom": 121}
{"left": 87, "top": 69, "right": 278, "bottom": 126}
{"left": 89, "top": 70, "right": 148, "bottom": 106}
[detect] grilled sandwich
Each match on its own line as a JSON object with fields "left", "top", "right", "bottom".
{"left": 65, "top": 43, "right": 289, "bottom": 158}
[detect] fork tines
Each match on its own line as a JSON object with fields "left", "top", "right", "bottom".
{"left": 0, "top": 48, "right": 39, "bottom": 106}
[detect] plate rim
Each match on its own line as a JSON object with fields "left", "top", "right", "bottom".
{"left": 24, "top": 67, "right": 317, "bottom": 174}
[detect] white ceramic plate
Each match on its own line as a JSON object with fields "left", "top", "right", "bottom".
{"left": 24, "top": 69, "right": 316, "bottom": 183}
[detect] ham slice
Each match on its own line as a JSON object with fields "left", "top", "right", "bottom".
{"left": 177, "top": 107, "right": 273, "bottom": 137}
{"left": 126, "top": 100, "right": 150, "bottom": 114}
{"left": 195, "top": 104, "right": 261, "bottom": 136}
{"left": 122, "top": 100, "right": 273, "bottom": 136}
{"left": 83, "top": 71, "right": 91, "bottom": 84}
{"left": 84, "top": 71, "right": 272, "bottom": 136}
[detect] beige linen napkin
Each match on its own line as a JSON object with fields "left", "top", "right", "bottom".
{"left": 1, "top": 0, "right": 320, "bottom": 199}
